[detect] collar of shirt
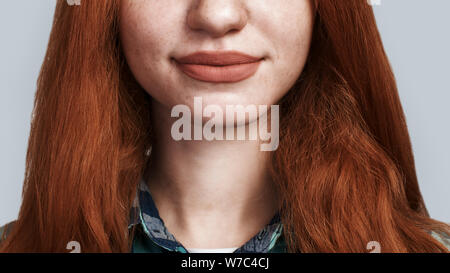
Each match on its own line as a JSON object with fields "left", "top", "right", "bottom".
{"left": 128, "top": 178, "right": 286, "bottom": 253}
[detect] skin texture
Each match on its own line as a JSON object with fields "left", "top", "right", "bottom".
{"left": 120, "top": 0, "right": 314, "bottom": 249}
{"left": 120, "top": 0, "right": 314, "bottom": 117}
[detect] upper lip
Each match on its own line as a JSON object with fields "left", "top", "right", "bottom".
{"left": 174, "top": 51, "right": 263, "bottom": 66}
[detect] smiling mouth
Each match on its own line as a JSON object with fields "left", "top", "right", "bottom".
{"left": 173, "top": 51, "right": 264, "bottom": 83}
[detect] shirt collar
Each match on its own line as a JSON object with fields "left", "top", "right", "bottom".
{"left": 128, "top": 178, "right": 284, "bottom": 253}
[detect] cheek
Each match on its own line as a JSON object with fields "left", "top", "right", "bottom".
{"left": 119, "top": 2, "right": 180, "bottom": 84}
{"left": 121, "top": 11, "right": 165, "bottom": 65}
{"left": 267, "top": 3, "right": 314, "bottom": 91}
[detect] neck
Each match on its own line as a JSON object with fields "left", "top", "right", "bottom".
{"left": 144, "top": 100, "right": 280, "bottom": 248}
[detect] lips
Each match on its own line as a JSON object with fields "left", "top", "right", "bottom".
{"left": 174, "top": 51, "right": 264, "bottom": 83}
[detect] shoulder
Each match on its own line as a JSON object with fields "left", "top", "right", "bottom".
{"left": 0, "top": 221, "right": 16, "bottom": 243}
{"left": 430, "top": 230, "right": 450, "bottom": 251}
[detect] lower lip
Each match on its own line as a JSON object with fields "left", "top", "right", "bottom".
{"left": 174, "top": 60, "right": 263, "bottom": 83}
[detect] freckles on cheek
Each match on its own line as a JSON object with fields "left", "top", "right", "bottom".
{"left": 122, "top": 20, "right": 165, "bottom": 67}
{"left": 258, "top": 10, "right": 313, "bottom": 62}
{"left": 122, "top": 5, "right": 167, "bottom": 53}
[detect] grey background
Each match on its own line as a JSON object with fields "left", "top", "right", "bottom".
{"left": 0, "top": 0, "right": 449, "bottom": 225}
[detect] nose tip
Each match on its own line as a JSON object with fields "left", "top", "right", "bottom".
{"left": 187, "top": 0, "right": 248, "bottom": 38}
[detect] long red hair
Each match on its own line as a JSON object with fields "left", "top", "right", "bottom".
{"left": 1, "top": 0, "right": 449, "bottom": 252}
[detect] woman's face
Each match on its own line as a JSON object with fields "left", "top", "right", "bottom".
{"left": 120, "top": 0, "right": 314, "bottom": 114}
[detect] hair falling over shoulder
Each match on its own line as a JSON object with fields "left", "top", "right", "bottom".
{"left": 1, "top": 0, "right": 449, "bottom": 252}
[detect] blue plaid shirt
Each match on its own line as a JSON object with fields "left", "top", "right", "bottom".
{"left": 129, "top": 178, "right": 287, "bottom": 253}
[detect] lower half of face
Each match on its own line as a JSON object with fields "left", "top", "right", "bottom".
{"left": 120, "top": 0, "right": 314, "bottom": 123}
